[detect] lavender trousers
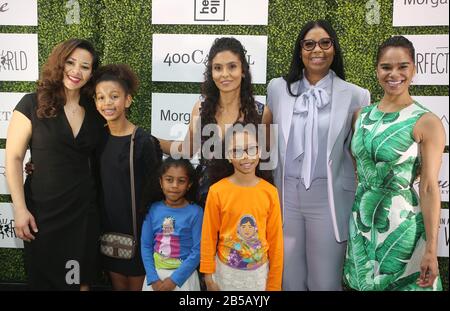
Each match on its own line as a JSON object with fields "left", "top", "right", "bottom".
{"left": 282, "top": 177, "right": 346, "bottom": 291}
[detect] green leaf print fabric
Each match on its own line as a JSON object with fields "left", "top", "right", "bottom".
{"left": 343, "top": 102, "right": 442, "bottom": 291}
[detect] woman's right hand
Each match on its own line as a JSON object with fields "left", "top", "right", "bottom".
{"left": 14, "top": 207, "right": 38, "bottom": 242}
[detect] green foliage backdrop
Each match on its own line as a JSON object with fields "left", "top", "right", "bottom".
{"left": 1, "top": 0, "right": 448, "bottom": 289}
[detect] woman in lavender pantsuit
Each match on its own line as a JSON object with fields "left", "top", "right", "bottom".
{"left": 267, "top": 20, "right": 370, "bottom": 290}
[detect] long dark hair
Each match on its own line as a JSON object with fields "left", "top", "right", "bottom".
{"left": 37, "top": 38, "right": 99, "bottom": 118}
{"left": 283, "top": 20, "right": 345, "bottom": 97}
{"left": 207, "top": 121, "right": 273, "bottom": 185}
{"left": 201, "top": 37, "right": 259, "bottom": 128}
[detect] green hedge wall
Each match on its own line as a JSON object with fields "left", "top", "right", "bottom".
{"left": 1, "top": 0, "right": 448, "bottom": 289}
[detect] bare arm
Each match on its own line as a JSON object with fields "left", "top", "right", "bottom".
{"left": 352, "top": 108, "right": 362, "bottom": 134}
{"left": 5, "top": 110, "right": 37, "bottom": 241}
{"left": 261, "top": 104, "right": 273, "bottom": 151}
{"left": 158, "top": 101, "right": 201, "bottom": 158}
{"left": 414, "top": 112, "right": 445, "bottom": 288}
{"left": 350, "top": 108, "right": 363, "bottom": 176}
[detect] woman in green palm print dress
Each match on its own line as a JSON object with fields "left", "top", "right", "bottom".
{"left": 343, "top": 36, "right": 445, "bottom": 291}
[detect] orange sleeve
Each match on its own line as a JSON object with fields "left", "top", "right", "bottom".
{"left": 265, "top": 188, "right": 284, "bottom": 290}
{"left": 200, "top": 187, "right": 220, "bottom": 274}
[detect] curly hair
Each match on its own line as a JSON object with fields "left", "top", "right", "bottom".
{"left": 284, "top": 20, "right": 345, "bottom": 97}
{"left": 200, "top": 37, "right": 259, "bottom": 130}
{"left": 93, "top": 63, "right": 139, "bottom": 96}
{"left": 36, "top": 39, "right": 99, "bottom": 118}
{"left": 159, "top": 157, "right": 199, "bottom": 204}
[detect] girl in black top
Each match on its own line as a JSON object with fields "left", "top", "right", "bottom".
{"left": 93, "top": 64, "right": 162, "bottom": 290}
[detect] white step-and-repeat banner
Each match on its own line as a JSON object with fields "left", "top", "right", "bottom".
{"left": 402, "top": 35, "right": 449, "bottom": 86}
{"left": 0, "top": 92, "right": 27, "bottom": 139}
{"left": 393, "top": 0, "right": 449, "bottom": 26}
{"left": 0, "top": 148, "right": 29, "bottom": 248}
{"left": 152, "top": 34, "right": 268, "bottom": 83}
{"left": 0, "top": 33, "right": 39, "bottom": 81}
{"left": 0, "top": 0, "right": 37, "bottom": 26}
{"left": 0, "top": 149, "right": 30, "bottom": 195}
{"left": 413, "top": 96, "right": 449, "bottom": 146}
{"left": 0, "top": 203, "right": 24, "bottom": 248}
{"left": 413, "top": 153, "right": 449, "bottom": 203}
{"left": 152, "top": 0, "right": 269, "bottom": 25}
{"left": 438, "top": 209, "right": 449, "bottom": 257}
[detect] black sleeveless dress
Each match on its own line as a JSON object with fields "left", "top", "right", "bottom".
{"left": 15, "top": 93, "right": 105, "bottom": 290}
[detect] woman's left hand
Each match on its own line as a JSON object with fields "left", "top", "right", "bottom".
{"left": 416, "top": 252, "right": 439, "bottom": 288}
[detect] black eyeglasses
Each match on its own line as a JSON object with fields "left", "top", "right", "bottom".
{"left": 300, "top": 38, "right": 334, "bottom": 51}
{"left": 228, "top": 145, "right": 259, "bottom": 159}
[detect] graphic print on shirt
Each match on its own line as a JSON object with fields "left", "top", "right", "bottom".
{"left": 222, "top": 214, "right": 267, "bottom": 270}
{"left": 154, "top": 216, "right": 182, "bottom": 268}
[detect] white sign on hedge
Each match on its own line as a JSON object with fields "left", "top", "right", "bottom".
{"left": 438, "top": 153, "right": 449, "bottom": 202}
{"left": 0, "top": 149, "right": 30, "bottom": 195}
{"left": 0, "top": 92, "right": 27, "bottom": 139}
{"left": 402, "top": 35, "right": 449, "bottom": 86}
{"left": 152, "top": 34, "right": 268, "bottom": 84}
{"left": 414, "top": 153, "right": 449, "bottom": 203}
{"left": 152, "top": 0, "right": 268, "bottom": 25}
{"left": 0, "top": 0, "right": 38, "bottom": 26}
{"left": 413, "top": 96, "right": 449, "bottom": 146}
{"left": 438, "top": 209, "right": 448, "bottom": 257}
{"left": 0, "top": 203, "right": 24, "bottom": 249}
{"left": 393, "top": 0, "right": 449, "bottom": 26}
{"left": 151, "top": 93, "right": 266, "bottom": 140}
{"left": 0, "top": 33, "right": 39, "bottom": 82}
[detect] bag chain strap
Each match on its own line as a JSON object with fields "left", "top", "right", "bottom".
{"left": 130, "top": 126, "right": 138, "bottom": 242}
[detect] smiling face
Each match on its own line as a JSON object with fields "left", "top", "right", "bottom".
{"left": 376, "top": 47, "right": 415, "bottom": 97}
{"left": 240, "top": 221, "right": 256, "bottom": 239}
{"left": 211, "top": 50, "right": 243, "bottom": 93}
{"left": 94, "top": 80, "right": 131, "bottom": 122}
{"left": 227, "top": 131, "right": 260, "bottom": 176}
{"left": 63, "top": 47, "right": 94, "bottom": 91}
{"left": 301, "top": 27, "right": 335, "bottom": 79}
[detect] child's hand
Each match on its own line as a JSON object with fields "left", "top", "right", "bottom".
{"left": 159, "top": 277, "right": 177, "bottom": 291}
{"left": 24, "top": 160, "right": 34, "bottom": 175}
{"left": 206, "top": 281, "right": 220, "bottom": 291}
{"left": 204, "top": 274, "right": 220, "bottom": 291}
{"left": 151, "top": 280, "right": 163, "bottom": 291}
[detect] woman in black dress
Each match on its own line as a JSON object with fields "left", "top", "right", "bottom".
{"left": 6, "top": 39, "right": 104, "bottom": 290}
